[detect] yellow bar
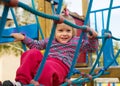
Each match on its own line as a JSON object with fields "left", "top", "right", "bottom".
{"left": 82, "top": 0, "right": 88, "bottom": 17}
{"left": 102, "top": 83, "right": 108, "bottom": 86}
{"left": 116, "top": 83, "right": 120, "bottom": 86}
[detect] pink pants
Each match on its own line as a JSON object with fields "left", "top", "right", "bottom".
{"left": 15, "top": 48, "right": 69, "bottom": 86}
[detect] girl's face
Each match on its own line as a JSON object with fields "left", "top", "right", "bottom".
{"left": 55, "top": 23, "right": 73, "bottom": 44}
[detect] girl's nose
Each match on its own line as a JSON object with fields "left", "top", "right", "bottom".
{"left": 63, "top": 32, "right": 67, "bottom": 35}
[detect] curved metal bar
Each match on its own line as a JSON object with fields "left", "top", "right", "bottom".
{"left": 17, "top": 1, "right": 87, "bottom": 30}
{"left": 97, "top": 35, "right": 120, "bottom": 41}
{"left": 112, "top": 36, "right": 120, "bottom": 41}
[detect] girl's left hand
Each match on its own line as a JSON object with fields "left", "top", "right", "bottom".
{"left": 87, "top": 27, "right": 98, "bottom": 39}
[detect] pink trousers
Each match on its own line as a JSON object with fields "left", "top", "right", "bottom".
{"left": 15, "top": 48, "right": 69, "bottom": 86}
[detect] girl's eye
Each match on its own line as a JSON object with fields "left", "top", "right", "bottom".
{"left": 67, "top": 30, "right": 71, "bottom": 32}
{"left": 58, "top": 29, "right": 63, "bottom": 32}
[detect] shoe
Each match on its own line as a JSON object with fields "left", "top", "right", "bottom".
{"left": 2, "top": 80, "right": 13, "bottom": 86}
{"left": 3, "top": 80, "right": 23, "bottom": 86}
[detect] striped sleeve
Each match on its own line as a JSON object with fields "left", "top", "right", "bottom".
{"left": 80, "top": 38, "right": 98, "bottom": 52}
{"left": 22, "top": 36, "right": 48, "bottom": 50}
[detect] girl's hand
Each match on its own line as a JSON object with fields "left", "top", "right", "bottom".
{"left": 87, "top": 27, "right": 98, "bottom": 39}
{"left": 11, "top": 33, "right": 25, "bottom": 42}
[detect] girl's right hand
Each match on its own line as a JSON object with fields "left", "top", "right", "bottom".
{"left": 11, "top": 33, "right": 25, "bottom": 42}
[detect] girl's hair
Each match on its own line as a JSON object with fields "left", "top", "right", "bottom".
{"left": 58, "top": 14, "right": 76, "bottom": 36}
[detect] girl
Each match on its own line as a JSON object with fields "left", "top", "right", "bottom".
{"left": 3, "top": 14, "right": 98, "bottom": 86}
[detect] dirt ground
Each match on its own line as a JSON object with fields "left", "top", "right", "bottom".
{"left": 0, "top": 53, "right": 20, "bottom": 82}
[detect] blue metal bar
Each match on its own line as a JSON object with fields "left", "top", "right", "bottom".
{"left": 89, "top": 38, "right": 107, "bottom": 75}
{"left": 66, "top": 0, "right": 93, "bottom": 80}
{"left": 91, "top": 5, "right": 120, "bottom": 13}
{"left": 94, "top": 12, "right": 98, "bottom": 32}
{"left": 34, "top": 0, "right": 63, "bottom": 81}
{"left": 0, "top": 6, "right": 9, "bottom": 37}
{"left": 101, "top": 11, "right": 105, "bottom": 30}
{"left": 106, "top": 0, "right": 113, "bottom": 31}
{"left": 67, "top": 32, "right": 84, "bottom": 79}
{"left": 10, "top": 8, "right": 27, "bottom": 51}
{"left": 51, "top": 1, "right": 56, "bottom": 14}
{"left": 1, "top": 0, "right": 10, "bottom": 3}
{"left": 31, "top": 0, "right": 44, "bottom": 39}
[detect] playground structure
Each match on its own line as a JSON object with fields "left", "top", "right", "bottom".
{"left": 0, "top": 0, "right": 120, "bottom": 86}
